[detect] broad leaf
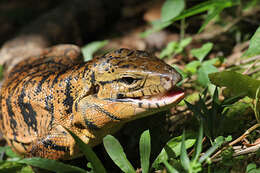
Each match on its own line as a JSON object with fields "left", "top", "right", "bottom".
{"left": 185, "top": 60, "right": 201, "bottom": 74}
{"left": 243, "top": 27, "right": 260, "bottom": 57}
{"left": 103, "top": 135, "right": 135, "bottom": 173}
{"left": 197, "top": 64, "right": 218, "bottom": 87}
{"left": 175, "top": 37, "right": 192, "bottom": 54}
{"left": 162, "top": 0, "right": 185, "bottom": 22}
{"left": 152, "top": 135, "right": 195, "bottom": 169}
{"left": 139, "top": 130, "right": 151, "bottom": 173}
{"left": 160, "top": 41, "right": 178, "bottom": 58}
{"left": 209, "top": 71, "right": 260, "bottom": 98}
{"left": 191, "top": 42, "right": 213, "bottom": 62}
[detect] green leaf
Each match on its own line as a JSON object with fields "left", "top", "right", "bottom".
{"left": 253, "top": 87, "right": 260, "bottom": 123}
{"left": 152, "top": 135, "right": 195, "bottom": 169}
{"left": 199, "top": 3, "right": 230, "bottom": 33}
{"left": 202, "top": 58, "right": 218, "bottom": 66}
{"left": 66, "top": 128, "right": 106, "bottom": 173}
{"left": 103, "top": 135, "right": 135, "bottom": 173}
{"left": 247, "top": 163, "right": 257, "bottom": 173}
{"left": 160, "top": 37, "right": 192, "bottom": 59}
{"left": 162, "top": 160, "right": 179, "bottom": 173}
{"left": 185, "top": 60, "right": 201, "bottom": 74}
{"left": 160, "top": 41, "right": 178, "bottom": 58}
{"left": 175, "top": 37, "right": 192, "bottom": 54}
{"left": 198, "top": 136, "right": 226, "bottom": 163}
{"left": 141, "top": 0, "right": 238, "bottom": 37}
{"left": 19, "top": 165, "right": 34, "bottom": 173}
{"left": 191, "top": 42, "right": 213, "bottom": 61}
{"left": 171, "top": 64, "right": 187, "bottom": 85}
{"left": 0, "top": 65, "right": 3, "bottom": 80}
{"left": 0, "top": 146, "right": 21, "bottom": 159}
{"left": 81, "top": 40, "right": 108, "bottom": 61}
{"left": 193, "top": 123, "right": 203, "bottom": 161}
{"left": 0, "top": 161, "right": 24, "bottom": 173}
{"left": 18, "top": 158, "right": 87, "bottom": 173}
{"left": 140, "top": 20, "right": 172, "bottom": 38}
{"left": 139, "top": 130, "right": 151, "bottom": 173}
{"left": 243, "top": 27, "right": 260, "bottom": 57}
{"left": 180, "top": 130, "right": 191, "bottom": 172}
{"left": 209, "top": 71, "right": 260, "bottom": 98}
{"left": 197, "top": 64, "right": 218, "bottom": 87}
{"left": 161, "top": 0, "right": 185, "bottom": 22}
{"left": 173, "top": 0, "right": 237, "bottom": 22}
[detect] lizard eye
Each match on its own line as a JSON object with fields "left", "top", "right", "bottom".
{"left": 120, "top": 77, "right": 137, "bottom": 85}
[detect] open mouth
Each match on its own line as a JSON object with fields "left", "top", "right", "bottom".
{"left": 113, "top": 87, "right": 185, "bottom": 109}
{"left": 136, "top": 87, "right": 185, "bottom": 109}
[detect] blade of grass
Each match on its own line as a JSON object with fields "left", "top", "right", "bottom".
{"left": 193, "top": 123, "right": 203, "bottom": 161}
{"left": 198, "top": 136, "right": 225, "bottom": 163}
{"left": 162, "top": 160, "right": 179, "bottom": 173}
{"left": 222, "top": 92, "right": 246, "bottom": 106}
{"left": 173, "top": 0, "right": 235, "bottom": 22}
{"left": 103, "top": 135, "right": 135, "bottom": 173}
{"left": 198, "top": 5, "right": 225, "bottom": 33}
{"left": 254, "top": 87, "right": 260, "bottom": 123}
{"left": 139, "top": 130, "right": 151, "bottom": 173}
{"left": 18, "top": 158, "right": 87, "bottom": 173}
{"left": 66, "top": 128, "right": 106, "bottom": 173}
{"left": 180, "top": 130, "right": 191, "bottom": 172}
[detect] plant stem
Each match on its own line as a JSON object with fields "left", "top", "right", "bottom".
{"left": 180, "top": 18, "right": 185, "bottom": 40}
{"left": 209, "top": 123, "right": 260, "bottom": 161}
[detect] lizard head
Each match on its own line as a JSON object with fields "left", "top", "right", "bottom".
{"left": 89, "top": 48, "right": 185, "bottom": 121}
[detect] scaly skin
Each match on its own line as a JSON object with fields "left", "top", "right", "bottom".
{"left": 0, "top": 44, "right": 184, "bottom": 160}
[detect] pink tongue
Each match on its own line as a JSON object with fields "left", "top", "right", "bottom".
{"left": 143, "top": 87, "right": 185, "bottom": 104}
{"left": 139, "top": 87, "right": 184, "bottom": 109}
{"left": 165, "top": 87, "right": 184, "bottom": 98}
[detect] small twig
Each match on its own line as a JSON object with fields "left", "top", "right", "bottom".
{"left": 180, "top": 18, "right": 185, "bottom": 40}
{"left": 247, "top": 67, "right": 260, "bottom": 76}
{"left": 243, "top": 62, "right": 260, "bottom": 69}
{"left": 242, "top": 60, "right": 258, "bottom": 75}
{"left": 240, "top": 55, "right": 260, "bottom": 64}
{"left": 210, "top": 123, "right": 260, "bottom": 161}
{"left": 188, "top": 137, "right": 206, "bottom": 157}
{"left": 212, "top": 144, "right": 260, "bottom": 162}
{"left": 230, "top": 124, "right": 260, "bottom": 146}
{"left": 233, "top": 143, "right": 260, "bottom": 156}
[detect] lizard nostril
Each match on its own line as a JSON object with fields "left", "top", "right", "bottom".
{"left": 161, "top": 76, "right": 172, "bottom": 90}
{"left": 165, "top": 76, "right": 171, "bottom": 82}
